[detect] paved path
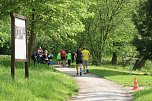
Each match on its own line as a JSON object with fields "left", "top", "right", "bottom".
{"left": 55, "top": 67, "right": 132, "bottom": 101}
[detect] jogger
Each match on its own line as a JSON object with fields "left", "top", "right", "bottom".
{"left": 75, "top": 47, "right": 83, "bottom": 76}
{"left": 81, "top": 47, "right": 90, "bottom": 74}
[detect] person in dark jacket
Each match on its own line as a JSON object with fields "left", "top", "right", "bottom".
{"left": 75, "top": 47, "right": 83, "bottom": 76}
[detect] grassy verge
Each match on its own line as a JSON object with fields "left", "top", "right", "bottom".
{"left": 89, "top": 65, "right": 152, "bottom": 100}
{"left": 133, "top": 88, "right": 152, "bottom": 101}
{"left": 0, "top": 55, "right": 78, "bottom": 101}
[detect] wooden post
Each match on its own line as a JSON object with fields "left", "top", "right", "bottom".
{"left": 25, "top": 62, "right": 29, "bottom": 78}
{"left": 25, "top": 16, "right": 29, "bottom": 78}
{"left": 11, "top": 13, "right": 15, "bottom": 79}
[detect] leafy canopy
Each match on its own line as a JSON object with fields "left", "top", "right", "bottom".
{"left": 132, "top": 0, "right": 152, "bottom": 60}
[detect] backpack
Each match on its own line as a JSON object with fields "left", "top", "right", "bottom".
{"left": 61, "top": 50, "right": 66, "bottom": 57}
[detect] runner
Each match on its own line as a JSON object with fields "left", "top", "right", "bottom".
{"left": 60, "top": 49, "right": 66, "bottom": 67}
{"left": 71, "top": 51, "right": 75, "bottom": 63}
{"left": 81, "top": 47, "right": 90, "bottom": 74}
{"left": 75, "top": 47, "right": 83, "bottom": 76}
{"left": 57, "top": 52, "right": 61, "bottom": 66}
{"left": 66, "top": 50, "right": 72, "bottom": 67}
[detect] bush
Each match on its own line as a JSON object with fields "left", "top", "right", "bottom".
{"left": 0, "top": 32, "right": 10, "bottom": 55}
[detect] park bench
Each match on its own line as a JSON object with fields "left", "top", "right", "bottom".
{"left": 122, "top": 56, "right": 146, "bottom": 71}
{"left": 122, "top": 56, "right": 139, "bottom": 67}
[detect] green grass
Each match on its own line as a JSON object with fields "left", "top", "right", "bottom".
{"left": 133, "top": 88, "right": 152, "bottom": 101}
{"left": 90, "top": 66, "right": 152, "bottom": 87}
{"left": 89, "top": 65, "right": 152, "bottom": 101}
{"left": 0, "top": 55, "right": 78, "bottom": 101}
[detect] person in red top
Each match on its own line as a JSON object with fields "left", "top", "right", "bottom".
{"left": 60, "top": 49, "right": 66, "bottom": 67}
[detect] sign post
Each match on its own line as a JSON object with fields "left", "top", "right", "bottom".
{"left": 11, "top": 13, "right": 29, "bottom": 78}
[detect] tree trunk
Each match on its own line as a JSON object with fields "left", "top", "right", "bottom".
{"left": 28, "top": 9, "right": 36, "bottom": 66}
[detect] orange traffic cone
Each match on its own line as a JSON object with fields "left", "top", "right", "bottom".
{"left": 132, "top": 77, "right": 139, "bottom": 90}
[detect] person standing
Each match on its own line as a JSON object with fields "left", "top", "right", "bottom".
{"left": 111, "top": 52, "right": 117, "bottom": 65}
{"left": 75, "top": 47, "right": 83, "bottom": 76}
{"left": 57, "top": 52, "right": 61, "bottom": 66}
{"left": 71, "top": 52, "right": 75, "bottom": 63}
{"left": 81, "top": 47, "right": 90, "bottom": 74}
{"left": 66, "top": 50, "right": 72, "bottom": 67}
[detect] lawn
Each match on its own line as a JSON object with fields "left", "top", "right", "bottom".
{"left": 89, "top": 65, "right": 152, "bottom": 101}
{"left": 134, "top": 88, "right": 152, "bottom": 101}
{"left": 0, "top": 55, "right": 78, "bottom": 101}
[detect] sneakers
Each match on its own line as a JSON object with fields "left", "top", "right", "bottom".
{"left": 86, "top": 69, "right": 89, "bottom": 73}
{"left": 84, "top": 72, "right": 87, "bottom": 74}
{"left": 80, "top": 72, "right": 82, "bottom": 76}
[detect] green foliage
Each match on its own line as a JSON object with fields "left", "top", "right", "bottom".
{"left": 36, "top": 34, "right": 52, "bottom": 51}
{"left": 0, "top": 0, "right": 139, "bottom": 66}
{"left": 0, "top": 19, "right": 11, "bottom": 55}
{"left": 31, "top": 0, "right": 93, "bottom": 51}
{"left": 0, "top": 55, "right": 78, "bottom": 101}
{"left": 0, "top": 0, "right": 93, "bottom": 54}
{"left": 76, "top": 0, "right": 137, "bottom": 65}
{"left": 106, "top": 17, "right": 137, "bottom": 57}
{"left": 144, "top": 60, "right": 152, "bottom": 75}
{"left": 132, "top": 0, "right": 152, "bottom": 60}
{"left": 0, "top": 32, "right": 10, "bottom": 54}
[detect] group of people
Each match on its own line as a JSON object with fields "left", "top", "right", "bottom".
{"left": 57, "top": 49, "right": 74, "bottom": 67}
{"left": 57, "top": 47, "right": 90, "bottom": 76}
{"left": 32, "top": 46, "right": 90, "bottom": 76}
{"left": 31, "top": 47, "right": 54, "bottom": 65}
{"left": 76, "top": 47, "right": 90, "bottom": 76}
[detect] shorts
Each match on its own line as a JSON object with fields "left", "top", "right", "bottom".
{"left": 61, "top": 57, "right": 66, "bottom": 60}
{"left": 83, "top": 61, "right": 88, "bottom": 66}
{"left": 57, "top": 59, "right": 61, "bottom": 61}
{"left": 68, "top": 60, "right": 71, "bottom": 65}
{"left": 76, "top": 59, "right": 82, "bottom": 64}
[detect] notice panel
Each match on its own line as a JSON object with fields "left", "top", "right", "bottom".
{"left": 15, "top": 18, "right": 26, "bottom": 60}
{"left": 11, "top": 13, "right": 29, "bottom": 78}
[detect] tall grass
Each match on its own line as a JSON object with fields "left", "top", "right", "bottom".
{"left": 0, "top": 55, "right": 78, "bottom": 101}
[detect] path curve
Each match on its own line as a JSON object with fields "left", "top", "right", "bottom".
{"left": 55, "top": 67, "right": 132, "bottom": 101}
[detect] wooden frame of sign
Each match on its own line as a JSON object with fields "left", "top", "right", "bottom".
{"left": 10, "top": 13, "right": 29, "bottom": 78}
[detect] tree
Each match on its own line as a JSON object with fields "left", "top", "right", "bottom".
{"left": 132, "top": 0, "right": 152, "bottom": 69}
{"left": 0, "top": 19, "right": 11, "bottom": 55}
{"left": 0, "top": 0, "right": 92, "bottom": 64}
{"left": 77, "top": 0, "right": 137, "bottom": 65}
